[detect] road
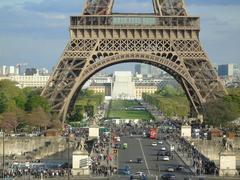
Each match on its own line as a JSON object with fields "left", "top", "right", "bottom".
{"left": 115, "top": 136, "right": 192, "bottom": 180}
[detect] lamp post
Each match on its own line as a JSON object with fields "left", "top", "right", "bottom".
{"left": 2, "top": 131, "right": 5, "bottom": 179}
{"left": 67, "top": 136, "right": 70, "bottom": 180}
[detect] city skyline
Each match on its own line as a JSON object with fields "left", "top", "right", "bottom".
{"left": 0, "top": 0, "right": 240, "bottom": 72}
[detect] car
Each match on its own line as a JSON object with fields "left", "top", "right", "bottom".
{"left": 118, "top": 169, "right": 131, "bottom": 175}
{"left": 161, "top": 173, "right": 176, "bottom": 180}
{"left": 176, "top": 165, "right": 184, "bottom": 171}
{"left": 115, "top": 143, "right": 121, "bottom": 149}
{"left": 137, "top": 158, "right": 143, "bottom": 164}
{"left": 130, "top": 172, "right": 147, "bottom": 180}
{"left": 167, "top": 167, "right": 175, "bottom": 172}
{"left": 152, "top": 142, "right": 157, "bottom": 146}
{"left": 160, "top": 146, "right": 166, "bottom": 151}
{"left": 118, "top": 165, "right": 131, "bottom": 175}
{"left": 158, "top": 141, "right": 163, "bottom": 144}
{"left": 162, "top": 156, "right": 170, "bottom": 161}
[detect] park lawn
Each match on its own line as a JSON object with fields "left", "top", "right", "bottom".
{"left": 106, "top": 100, "right": 152, "bottom": 120}
{"left": 110, "top": 100, "right": 139, "bottom": 109}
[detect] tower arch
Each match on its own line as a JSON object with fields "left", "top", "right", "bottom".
{"left": 41, "top": 0, "right": 227, "bottom": 121}
{"left": 62, "top": 52, "right": 203, "bottom": 121}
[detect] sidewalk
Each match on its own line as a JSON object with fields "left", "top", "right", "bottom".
{"left": 166, "top": 138, "right": 196, "bottom": 174}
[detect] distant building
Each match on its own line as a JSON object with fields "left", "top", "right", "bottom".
{"left": 0, "top": 65, "right": 7, "bottom": 75}
{"left": 25, "top": 68, "right": 37, "bottom": 76}
{"left": 88, "top": 71, "right": 161, "bottom": 99}
{"left": 135, "top": 83, "right": 157, "bottom": 99}
{"left": 0, "top": 65, "right": 21, "bottom": 75}
{"left": 88, "top": 83, "right": 112, "bottom": 96}
{"left": 218, "top": 64, "right": 234, "bottom": 77}
{"left": 7, "top": 66, "right": 15, "bottom": 75}
{"left": 38, "top": 68, "right": 49, "bottom": 75}
{"left": 135, "top": 64, "right": 162, "bottom": 77}
{"left": 233, "top": 64, "right": 240, "bottom": 80}
{"left": 112, "top": 71, "right": 136, "bottom": 99}
{"left": 0, "top": 75, "right": 50, "bottom": 88}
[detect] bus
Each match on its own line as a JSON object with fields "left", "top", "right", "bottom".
{"left": 149, "top": 128, "right": 157, "bottom": 139}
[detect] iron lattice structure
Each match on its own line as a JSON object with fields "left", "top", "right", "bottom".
{"left": 42, "top": 0, "right": 226, "bottom": 121}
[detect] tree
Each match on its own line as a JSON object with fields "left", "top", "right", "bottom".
{"left": 84, "top": 103, "right": 94, "bottom": 118}
{"left": 0, "top": 112, "right": 18, "bottom": 133}
{"left": 0, "top": 80, "right": 27, "bottom": 111}
{"left": 25, "top": 107, "right": 51, "bottom": 130}
{"left": 25, "top": 95, "right": 50, "bottom": 113}
{"left": 68, "top": 105, "right": 84, "bottom": 122}
{"left": 50, "top": 114, "right": 63, "bottom": 130}
{"left": 0, "top": 92, "right": 7, "bottom": 113}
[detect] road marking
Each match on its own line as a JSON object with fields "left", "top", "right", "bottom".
{"left": 137, "top": 138, "right": 151, "bottom": 175}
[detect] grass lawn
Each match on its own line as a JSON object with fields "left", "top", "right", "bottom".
{"left": 106, "top": 100, "right": 153, "bottom": 120}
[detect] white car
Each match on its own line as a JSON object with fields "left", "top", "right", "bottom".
{"left": 158, "top": 141, "right": 163, "bottom": 144}
{"left": 160, "top": 146, "right": 166, "bottom": 151}
{"left": 135, "top": 171, "right": 145, "bottom": 176}
{"left": 152, "top": 142, "right": 158, "bottom": 147}
{"left": 162, "top": 156, "right": 170, "bottom": 161}
{"left": 170, "top": 145, "right": 175, "bottom": 151}
{"left": 167, "top": 167, "right": 175, "bottom": 172}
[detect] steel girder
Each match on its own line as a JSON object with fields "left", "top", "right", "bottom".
{"left": 41, "top": 38, "right": 226, "bottom": 121}
{"left": 82, "top": 0, "right": 187, "bottom": 16}
{"left": 41, "top": 1, "right": 227, "bottom": 122}
{"left": 153, "top": 0, "right": 188, "bottom": 16}
{"left": 83, "top": 0, "right": 114, "bottom": 15}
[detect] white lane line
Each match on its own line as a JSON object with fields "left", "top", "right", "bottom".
{"left": 137, "top": 138, "right": 151, "bottom": 175}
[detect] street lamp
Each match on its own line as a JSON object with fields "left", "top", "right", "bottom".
{"left": 67, "top": 136, "right": 70, "bottom": 180}
{"left": 2, "top": 131, "right": 5, "bottom": 180}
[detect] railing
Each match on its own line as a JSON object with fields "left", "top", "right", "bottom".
{"left": 70, "top": 15, "right": 200, "bottom": 29}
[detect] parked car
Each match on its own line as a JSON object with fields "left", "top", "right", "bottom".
{"left": 161, "top": 173, "right": 176, "bottom": 180}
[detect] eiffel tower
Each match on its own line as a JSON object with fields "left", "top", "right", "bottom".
{"left": 41, "top": 0, "right": 227, "bottom": 121}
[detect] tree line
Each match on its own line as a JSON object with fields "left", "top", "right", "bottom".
{"left": 68, "top": 90, "right": 104, "bottom": 124}
{"left": 205, "top": 88, "right": 240, "bottom": 127}
{"left": 143, "top": 85, "right": 190, "bottom": 117}
{"left": 0, "top": 80, "right": 61, "bottom": 133}
{"left": 143, "top": 84, "right": 240, "bottom": 127}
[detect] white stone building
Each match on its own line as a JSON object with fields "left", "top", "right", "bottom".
{"left": 0, "top": 75, "right": 50, "bottom": 88}
{"left": 112, "top": 71, "right": 136, "bottom": 99}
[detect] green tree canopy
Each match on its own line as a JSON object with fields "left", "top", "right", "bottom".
{"left": 25, "top": 95, "right": 50, "bottom": 113}
{"left": 0, "top": 80, "right": 27, "bottom": 111}
{"left": 204, "top": 88, "right": 240, "bottom": 126}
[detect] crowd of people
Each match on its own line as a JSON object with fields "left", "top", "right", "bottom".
{"left": 166, "top": 123, "right": 219, "bottom": 176}
{"left": 90, "top": 133, "right": 116, "bottom": 177}
{"left": 3, "top": 164, "right": 71, "bottom": 179}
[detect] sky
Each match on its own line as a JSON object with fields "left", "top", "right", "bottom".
{"left": 0, "top": 0, "right": 240, "bottom": 72}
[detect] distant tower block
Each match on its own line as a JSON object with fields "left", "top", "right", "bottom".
{"left": 42, "top": 0, "right": 227, "bottom": 121}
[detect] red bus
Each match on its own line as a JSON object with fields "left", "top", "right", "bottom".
{"left": 149, "top": 128, "right": 157, "bottom": 139}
